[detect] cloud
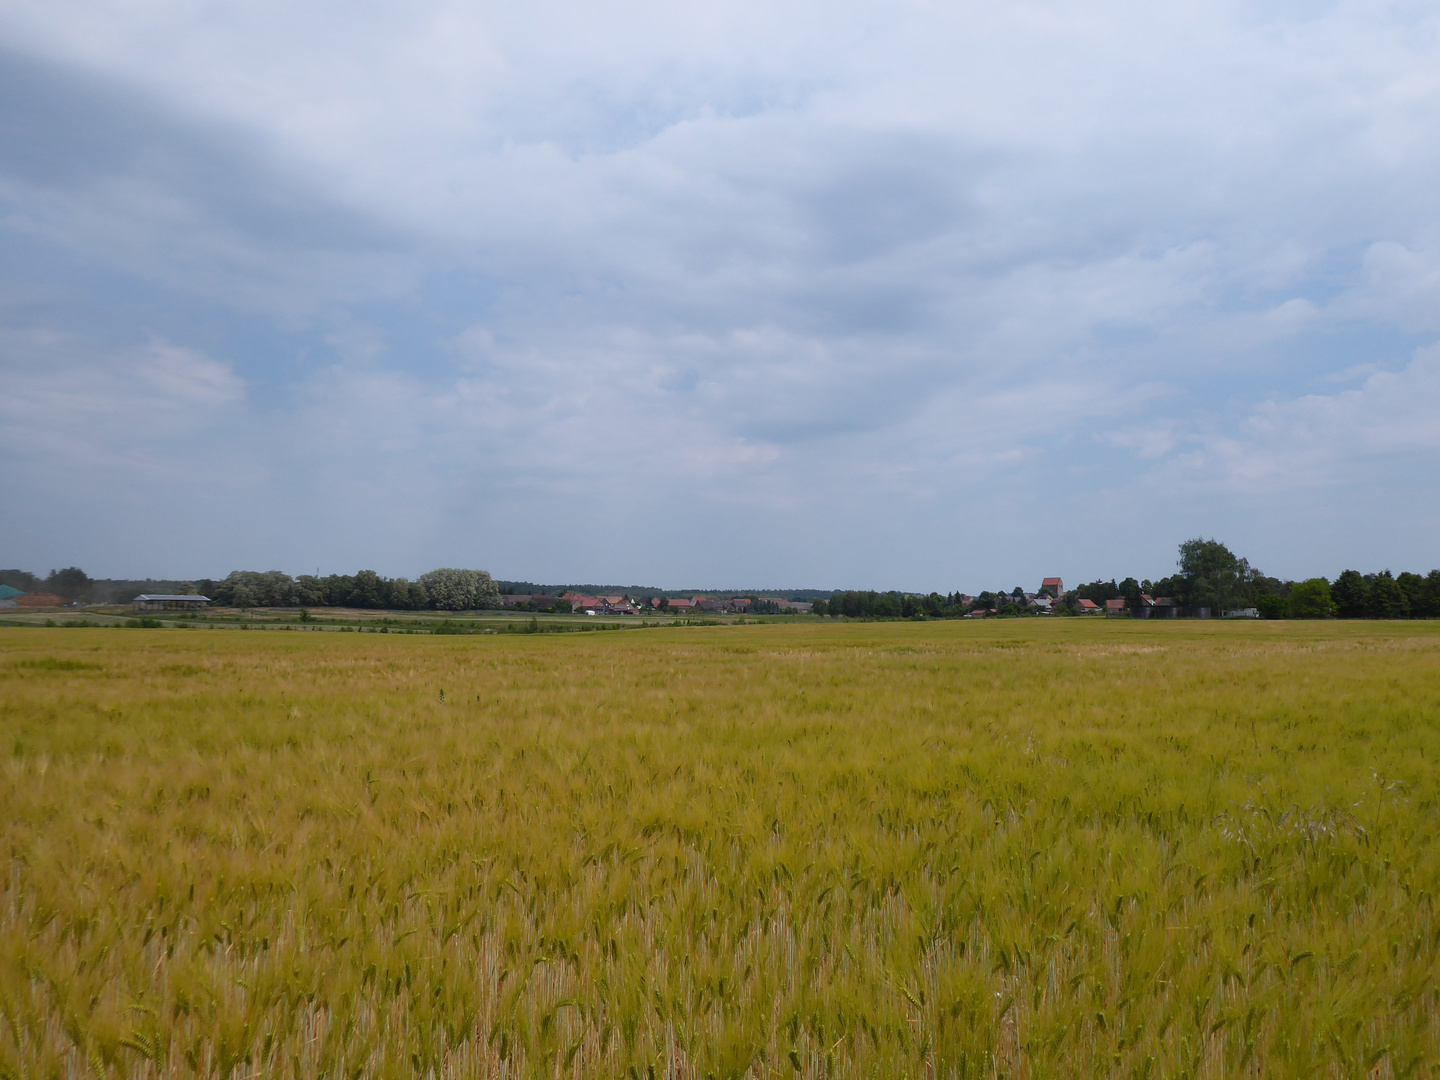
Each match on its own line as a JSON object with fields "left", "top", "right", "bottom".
{"left": 1344, "top": 242, "right": 1440, "bottom": 332}
{"left": 1100, "top": 425, "right": 1179, "bottom": 461}
{"left": 0, "top": 326, "right": 244, "bottom": 479}
{"left": 0, "top": 44, "right": 410, "bottom": 313}
{"left": 1196, "top": 341, "right": 1440, "bottom": 491}
{"left": 1, "top": 1, "right": 1439, "bottom": 583}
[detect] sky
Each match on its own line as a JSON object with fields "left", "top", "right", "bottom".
{"left": 2, "top": 0, "right": 1438, "bottom": 592}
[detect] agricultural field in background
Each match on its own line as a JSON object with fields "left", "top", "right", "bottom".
{"left": 0, "top": 605, "right": 739, "bottom": 634}
{"left": 1, "top": 620, "right": 1437, "bottom": 1078}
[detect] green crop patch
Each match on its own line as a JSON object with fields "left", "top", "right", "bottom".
{"left": 14, "top": 657, "right": 106, "bottom": 672}
{"left": 0, "top": 620, "right": 1437, "bottom": 1078}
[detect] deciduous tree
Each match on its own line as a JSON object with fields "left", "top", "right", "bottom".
{"left": 1331, "top": 570, "right": 1370, "bottom": 618}
{"left": 1366, "top": 571, "right": 1407, "bottom": 618}
{"left": 1288, "top": 578, "right": 1336, "bottom": 619}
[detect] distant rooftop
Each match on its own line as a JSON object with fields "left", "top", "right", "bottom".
{"left": 134, "top": 594, "right": 211, "bottom": 602}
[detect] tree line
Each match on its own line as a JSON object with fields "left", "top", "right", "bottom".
{"left": 821, "top": 539, "right": 1440, "bottom": 619}
{"left": 0, "top": 567, "right": 95, "bottom": 601}
{"left": 0, "top": 567, "right": 502, "bottom": 611}
{"left": 1065, "top": 539, "right": 1440, "bottom": 619}
{"left": 204, "top": 569, "right": 501, "bottom": 611}
{"left": 7, "top": 541, "right": 1437, "bottom": 618}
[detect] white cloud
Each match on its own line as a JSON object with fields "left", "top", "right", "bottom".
{"left": 1147, "top": 341, "right": 1440, "bottom": 493}
{"left": 1343, "top": 241, "right": 1440, "bottom": 332}
{"left": 1100, "top": 425, "right": 1178, "bottom": 461}
{"left": 0, "top": 329, "right": 243, "bottom": 476}
{"left": 1, "top": 0, "right": 1439, "bottom": 582}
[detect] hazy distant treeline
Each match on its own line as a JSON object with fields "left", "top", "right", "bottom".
{"left": 0, "top": 567, "right": 502, "bottom": 611}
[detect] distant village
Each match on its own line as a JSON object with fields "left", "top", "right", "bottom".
{"left": 496, "top": 579, "right": 1220, "bottom": 619}
{"left": 6, "top": 537, "right": 1439, "bottom": 620}
{"left": 499, "top": 592, "right": 813, "bottom": 616}
{"left": 0, "top": 578, "right": 1199, "bottom": 618}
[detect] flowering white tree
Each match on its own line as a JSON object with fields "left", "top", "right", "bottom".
{"left": 418, "top": 569, "right": 501, "bottom": 611}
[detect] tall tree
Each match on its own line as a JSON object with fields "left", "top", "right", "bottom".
{"left": 45, "top": 567, "right": 93, "bottom": 601}
{"left": 1331, "top": 570, "right": 1370, "bottom": 618}
{"left": 0, "top": 569, "right": 42, "bottom": 593}
{"left": 351, "top": 570, "right": 384, "bottom": 609}
{"left": 1177, "top": 538, "right": 1256, "bottom": 612}
{"left": 1288, "top": 578, "right": 1336, "bottom": 619}
{"left": 1396, "top": 572, "right": 1426, "bottom": 616}
{"left": 419, "top": 569, "right": 501, "bottom": 611}
{"left": 1419, "top": 570, "right": 1440, "bottom": 618}
{"left": 1366, "top": 571, "right": 1407, "bottom": 618}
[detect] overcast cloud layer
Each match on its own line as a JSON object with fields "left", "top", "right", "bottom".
{"left": 2, "top": 1, "right": 1438, "bottom": 590}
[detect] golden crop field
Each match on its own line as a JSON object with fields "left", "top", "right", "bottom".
{"left": 1, "top": 620, "right": 1437, "bottom": 1079}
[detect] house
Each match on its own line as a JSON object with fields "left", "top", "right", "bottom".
{"left": 1075, "top": 598, "right": 1101, "bottom": 614}
{"left": 1041, "top": 577, "right": 1064, "bottom": 597}
{"left": 131, "top": 594, "right": 211, "bottom": 612}
{"left": 666, "top": 598, "right": 693, "bottom": 611}
{"left": 0, "top": 584, "right": 20, "bottom": 609}
{"left": 1105, "top": 598, "right": 1127, "bottom": 614}
{"left": 1027, "top": 596, "right": 1052, "bottom": 611}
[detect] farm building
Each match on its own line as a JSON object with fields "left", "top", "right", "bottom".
{"left": 0, "top": 584, "right": 20, "bottom": 609}
{"left": 131, "top": 594, "right": 211, "bottom": 611}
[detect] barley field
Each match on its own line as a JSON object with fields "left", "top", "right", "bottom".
{"left": 1, "top": 620, "right": 1437, "bottom": 1079}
